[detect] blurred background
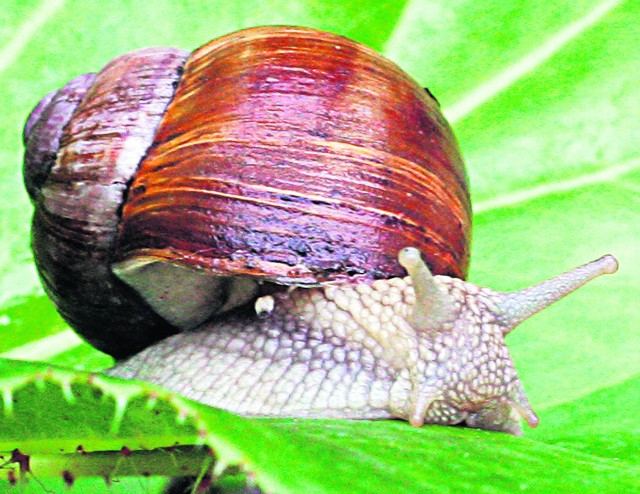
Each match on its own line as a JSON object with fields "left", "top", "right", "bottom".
{"left": 0, "top": 0, "right": 637, "bottom": 490}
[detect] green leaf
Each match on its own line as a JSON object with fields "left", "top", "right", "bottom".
{"left": 2, "top": 360, "right": 638, "bottom": 492}
{"left": 530, "top": 375, "right": 640, "bottom": 464}
{"left": 1, "top": 0, "right": 638, "bottom": 492}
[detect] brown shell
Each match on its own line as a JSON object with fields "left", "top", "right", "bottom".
{"left": 26, "top": 26, "right": 471, "bottom": 356}
{"left": 27, "top": 47, "right": 188, "bottom": 358}
{"left": 115, "top": 26, "right": 471, "bottom": 289}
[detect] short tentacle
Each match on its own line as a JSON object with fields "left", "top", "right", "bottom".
{"left": 469, "top": 381, "right": 538, "bottom": 435}
{"left": 504, "top": 381, "right": 539, "bottom": 429}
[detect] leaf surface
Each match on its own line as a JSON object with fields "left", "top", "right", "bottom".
{"left": 0, "top": 0, "right": 637, "bottom": 492}
{"left": 1, "top": 360, "right": 638, "bottom": 492}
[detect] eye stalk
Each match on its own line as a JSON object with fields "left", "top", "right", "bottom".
{"left": 494, "top": 255, "right": 619, "bottom": 333}
{"left": 399, "top": 248, "right": 619, "bottom": 336}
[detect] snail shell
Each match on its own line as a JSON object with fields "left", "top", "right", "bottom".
{"left": 24, "top": 26, "right": 470, "bottom": 358}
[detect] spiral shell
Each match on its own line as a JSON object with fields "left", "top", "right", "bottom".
{"left": 24, "top": 26, "right": 470, "bottom": 357}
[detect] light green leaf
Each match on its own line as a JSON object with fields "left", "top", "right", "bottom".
{"left": 0, "top": 0, "right": 637, "bottom": 492}
{"left": 530, "top": 375, "right": 640, "bottom": 463}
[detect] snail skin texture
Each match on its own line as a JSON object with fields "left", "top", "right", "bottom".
{"left": 23, "top": 26, "right": 618, "bottom": 435}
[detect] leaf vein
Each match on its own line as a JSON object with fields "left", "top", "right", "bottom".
{"left": 474, "top": 159, "right": 640, "bottom": 214}
{"left": 444, "top": 0, "right": 623, "bottom": 123}
{"left": 0, "top": 0, "right": 67, "bottom": 76}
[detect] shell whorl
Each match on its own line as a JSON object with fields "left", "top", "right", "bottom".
{"left": 26, "top": 47, "right": 188, "bottom": 357}
{"left": 114, "top": 26, "right": 471, "bottom": 286}
{"left": 24, "top": 73, "right": 96, "bottom": 202}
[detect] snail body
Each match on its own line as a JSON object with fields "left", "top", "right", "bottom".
{"left": 109, "top": 249, "right": 617, "bottom": 434}
{"left": 23, "top": 27, "right": 617, "bottom": 434}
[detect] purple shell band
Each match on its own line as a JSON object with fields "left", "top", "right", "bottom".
{"left": 23, "top": 73, "right": 97, "bottom": 201}
{"left": 23, "top": 88, "right": 55, "bottom": 145}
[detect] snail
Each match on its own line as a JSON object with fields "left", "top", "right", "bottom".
{"left": 23, "top": 26, "right": 618, "bottom": 435}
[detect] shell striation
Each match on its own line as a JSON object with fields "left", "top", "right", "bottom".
{"left": 115, "top": 27, "right": 471, "bottom": 285}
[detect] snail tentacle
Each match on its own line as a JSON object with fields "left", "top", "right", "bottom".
{"left": 495, "top": 255, "right": 619, "bottom": 334}
{"left": 398, "top": 247, "right": 456, "bottom": 334}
